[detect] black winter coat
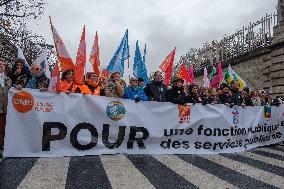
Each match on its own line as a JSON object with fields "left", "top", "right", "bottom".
{"left": 165, "top": 86, "right": 186, "bottom": 104}
{"left": 144, "top": 81, "right": 167, "bottom": 102}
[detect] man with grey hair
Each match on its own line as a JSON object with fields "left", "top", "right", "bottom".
{"left": 144, "top": 71, "right": 167, "bottom": 102}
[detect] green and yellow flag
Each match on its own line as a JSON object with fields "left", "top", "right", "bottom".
{"left": 225, "top": 65, "right": 246, "bottom": 90}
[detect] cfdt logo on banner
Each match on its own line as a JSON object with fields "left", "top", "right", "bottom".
{"left": 12, "top": 91, "right": 54, "bottom": 113}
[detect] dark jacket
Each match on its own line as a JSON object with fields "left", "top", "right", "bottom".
{"left": 231, "top": 89, "right": 243, "bottom": 106}
{"left": 219, "top": 92, "right": 232, "bottom": 105}
{"left": 185, "top": 93, "right": 203, "bottom": 104}
{"left": 144, "top": 81, "right": 167, "bottom": 102}
{"left": 165, "top": 86, "right": 186, "bottom": 104}
{"left": 243, "top": 98, "right": 253, "bottom": 106}
{"left": 9, "top": 65, "right": 29, "bottom": 85}
{"left": 208, "top": 96, "right": 221, "bottom": 104}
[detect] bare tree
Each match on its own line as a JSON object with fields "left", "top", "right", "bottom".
{"left": 0, "top": 0, "right": 55, "bottom": 72}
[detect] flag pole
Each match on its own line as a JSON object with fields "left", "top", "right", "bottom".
{"left": 128, "top": 57, "right": 130, "bottom": 82}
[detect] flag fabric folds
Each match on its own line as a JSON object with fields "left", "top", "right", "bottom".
{"left": 74, "top": 26, "right": 86, "bottom": 85}
{"left": 89, "top": 31, "right": 100, "bottom": 75}
{"left": 210, "top": 63, "right": 223, "bottom": 88}
{"left": 203, "top": 67, "right": 210, "bottom": 87}
{"left": 209, "top": 66, "right": 216, "bottom": 81}
{"left": 159, "top": 48, "right": 176, "bottom": 86}
{"left": 133, "top": 41, "right": 148, "bottom": 83}
{"left": 17, "top": 46, "right": 30, "bottom": 70}
{"left": 48, "top": 60, "right": 60, "bottom": 92}
{"left": 33, "top": 49, "right": 51, "bottom": 78}
{"left": 176, "top": 64, "right": 191, "bottom": 83}
{"left": 224, "top": 65, "right": 247, "bottom": 90}
{"left": 188, "top": 64, "right": 195, "bottom": 83}
{"left": 107, "top": 29, "right": 129, "bottom": 74}
{"left": 50, "top": 17, "right": 74, "bottom": 71}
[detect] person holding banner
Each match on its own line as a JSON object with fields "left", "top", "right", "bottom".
{"left": 184, "top": 84, "right": 203, "bottom": 104}
{"left": 242, "top": 87, "right": 253, "bottom": 106}
{"left": 230, "top": 80, "right": 244, "bottom": 107}
{"left": 105, "top": 72, "right": 124, "bottom": 98}
{"left": 85, "top": 72, "right": 105, "bottom": 96}
{"left": 124, "top": 77, "right": 148, "bottom": 102}
{"left": 144, "top": 71, "right": 167, "bottom": 102}
{"left": 0, "top": 60, "right": 12, "bottom": 154}
{"left": 251, "top": 90, "right": 262, "bottom": 106}
{"left": 165, "top": 77, "right": 186, "bottom": 105}
{"left": 208, "top": 88, "right": 221, "bottom": 104}
{"left": 218, "top": 83, "right": 233, "bottom": 107}
{"left": 9, "top": 58, "right": 28, "bottom": 85}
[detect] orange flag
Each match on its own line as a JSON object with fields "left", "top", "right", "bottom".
{"left": 74, "top": 26, "right": 86, "bottom": 85}
{"left": 159, "top": 48, "right": 176, "bottom": 86}
{"left": 177, "top": 63, "right": 192, "bottom": 83}
{"left": 49, "top": 17, "right": 74, "bottom": 71}
{"left": 89, "top": 31, "right": 100, "bottom": 75}
{"left": 48, "top": 60, "right": 61, "bottom": 92}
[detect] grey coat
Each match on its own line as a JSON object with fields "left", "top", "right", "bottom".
{"left": 0, "top": 76, "right": 12, "bottom": 113}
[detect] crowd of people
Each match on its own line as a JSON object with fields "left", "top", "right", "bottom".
{"left": 0, "top": 58, "right": 283, "bottom": 157}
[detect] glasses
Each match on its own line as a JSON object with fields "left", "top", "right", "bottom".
{"left": 32, "top": 68, "right": 41, "bottom": 71}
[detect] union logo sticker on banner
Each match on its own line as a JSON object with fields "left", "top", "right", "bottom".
{"left": 178, "top": 104, "right": 190, "bottom": 124}
{"left": 106, "top": 101, "right": 126, "bottom": 121}
{"left": 264, "top": 106, "right": 272, "bottom": 119}
{"left": 12, "top": 91, "right": 34, "bottom": 113}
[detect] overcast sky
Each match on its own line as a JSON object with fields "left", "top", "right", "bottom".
{"left": 32, "top": 0, "right": 277, "bottom": 79}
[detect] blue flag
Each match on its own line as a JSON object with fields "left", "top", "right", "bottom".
{"left": 107, "top": 30, "right": 129, "bottom": 74}
{"left": 133, "top": 41, "right": 148, "bottom": 83}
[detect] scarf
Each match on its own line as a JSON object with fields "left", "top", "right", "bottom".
{"left": 0, "top": 72, "right": 5, "bottom": 87}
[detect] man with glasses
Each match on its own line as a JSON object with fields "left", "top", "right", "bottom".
{"left": 144, "top": 71, "right": 167, "bottom": 102}
{"left": 124, "top": 77, "right": 148, "bottom": 102}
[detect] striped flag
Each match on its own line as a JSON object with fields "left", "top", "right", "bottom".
{"left": 224, "top": 65, "right": 247, "bottom": 90}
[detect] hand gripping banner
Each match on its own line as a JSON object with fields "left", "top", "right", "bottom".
{"left": 4, "top": 89, "right": 284, "bottom": 157}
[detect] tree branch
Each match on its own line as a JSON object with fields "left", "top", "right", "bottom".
{"left": 0, "top": 12, "right": 26, "bottom": 18}
{"left": 0, "top": 0, "right": 15, "bottom": 7}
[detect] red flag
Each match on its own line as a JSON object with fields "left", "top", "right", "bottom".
{"left": 49, "top": 17, "right": 74, "bottom": 71}
{"left": 48, "top": 60, "right": 60, "bottom": 92}
{"left": 74, "top": 26, "right": 86, "bottom": 85}
{"left": 89, "top": 31, "right": 100, "bottom": 75}
{"left": 188, "top": 64, "right": 195, "bottom": 83}
{"left": 177, "top": 64, "right": 192, "bottom": 83}
{"left": 160, "top": 48, "right": 176, "bottom": 86}
{"left": 210, "top": 63, "right": 223, "bottom": 88}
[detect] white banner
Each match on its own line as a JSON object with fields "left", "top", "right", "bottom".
{"left": 4, "top": 88, "right": 284, "bottom": 157}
